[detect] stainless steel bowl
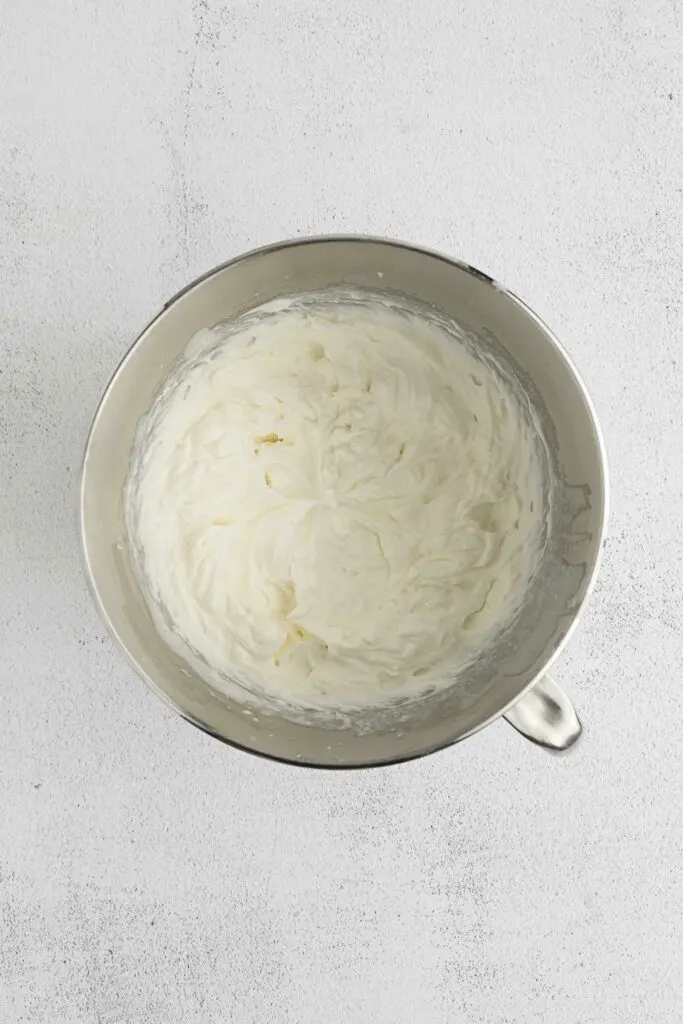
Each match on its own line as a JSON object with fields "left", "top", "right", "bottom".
{"left": 80, "top": 237, "right": 608, "bottom": 767}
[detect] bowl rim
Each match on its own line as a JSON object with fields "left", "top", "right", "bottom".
{"left": 79, "top": 233, "right": 609, "bottom": 769}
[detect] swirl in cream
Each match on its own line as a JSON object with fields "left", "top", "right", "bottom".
{"left": 127, "top": 296, "right": 546, "bottom": 708}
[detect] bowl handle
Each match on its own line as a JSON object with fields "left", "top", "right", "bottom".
{"left": 503, "top": 675, "right": 582, "bottom": 751}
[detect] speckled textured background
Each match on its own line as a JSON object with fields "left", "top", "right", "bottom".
{"left": 1, "top": 1, "right": 682, "bottom": 1021}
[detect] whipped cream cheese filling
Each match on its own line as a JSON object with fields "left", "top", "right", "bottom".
{"left": 126, "top": 296, "right": 546, "bottom": 708}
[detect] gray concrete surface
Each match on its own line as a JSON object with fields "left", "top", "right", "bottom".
{"left": 1, "top": 1, "right": 682, "bottom": 1021}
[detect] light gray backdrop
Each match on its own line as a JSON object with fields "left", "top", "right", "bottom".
{"left": 1, "top": 1, "right": 682, "bottom": 1022}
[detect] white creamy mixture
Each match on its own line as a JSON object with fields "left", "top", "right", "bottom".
{"left": 127, "top": 296, "right": 545, "bottom": 709}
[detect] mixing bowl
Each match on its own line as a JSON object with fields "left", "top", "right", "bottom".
{"left": 80, "top": 237, "right": 608, "bottom": 767}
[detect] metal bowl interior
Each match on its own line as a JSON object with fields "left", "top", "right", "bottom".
{"left": 80, "top": 237, "right": 607, "bottom": 767}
